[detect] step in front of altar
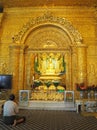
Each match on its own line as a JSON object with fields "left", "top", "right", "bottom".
{"left": 19, "top": 101, "right": 76, "bottom": 111}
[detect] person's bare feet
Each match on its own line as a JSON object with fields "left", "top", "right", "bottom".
{"left": 12, "top": 120, "right": 17, "bottom": 126}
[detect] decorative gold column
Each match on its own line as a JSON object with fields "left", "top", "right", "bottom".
{"left": 0, "top": 13, "right": 3, "bottom": 54}
{"left": 30, "top": 53, "right": 35, "bottom": 85}
{"left": 24, "top": 50, "right": 33, "bottom": 90}
{"left": 0, "top": 13, "right": 3, "bottom": 25}
{"left": 65, "top": 51, "right": 71, "bottom": 90}
{"left": 18, "top": 45, "right": 26, "bottom": 90}
{"left": 77, "top": 43, "right": 87, "bottom": 85}
{"left": 9, "top": 44, "right": 21, "bottom": 95}
{"left": 71, "top": 46, "right": 78, "bottom": 90}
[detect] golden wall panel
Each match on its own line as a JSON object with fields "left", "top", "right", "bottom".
{"left": 0, "top": 6, "right": 97, "bottom": 95}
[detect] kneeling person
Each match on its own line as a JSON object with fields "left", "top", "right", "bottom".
{"left": 3, "top": 94, "right": 25, "bottom": 126}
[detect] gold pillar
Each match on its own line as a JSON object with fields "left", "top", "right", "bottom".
{"left": 30, "top": 53, "right": 35, "bottom": 85}
{"left": 0, "top": 13, "right": 3, "bottom": 54}
{"left": 71, "top": 46, "right": 78, "bottom": 90}
{"left": 24, "top": 51, "right": 33, "bottom": 89}
{"left": 77, "top": 44, "right": 87, "bottom": 85}
{"left": 65, "top": 51, "right": 71, "bottom": 90}
{"left": 9, "top": 44, "right": 21, "bottom": 95}
{"left": 18, "top": 45, "right": 26, "bottom": 90}
{"left": 0, "top": 13, "right": 3, "bottom": 25}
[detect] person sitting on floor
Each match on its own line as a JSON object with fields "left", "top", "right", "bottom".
{"left": 3, "top": 94, "right": 25, "bottom": 126}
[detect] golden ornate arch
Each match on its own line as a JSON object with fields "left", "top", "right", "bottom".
{"left": 10, "top": 12, "right": 87, "bottom": 95}
{"left": 12, "top": 12, "right": 82, "bottom": 45}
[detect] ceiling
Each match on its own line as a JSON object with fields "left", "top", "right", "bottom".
{"left": 0, "top": 0, "right": 97, "bottom": 8}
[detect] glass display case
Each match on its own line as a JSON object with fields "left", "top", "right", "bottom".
{"left": 64, "top": 91, "right": 75, "bottom": 108}
{"left": 64, "top": 91, "right": 74, "bottom": 103}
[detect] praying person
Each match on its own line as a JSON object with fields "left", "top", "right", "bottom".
{"left": 3, "top": 94, "right": 25, "bottom": 126}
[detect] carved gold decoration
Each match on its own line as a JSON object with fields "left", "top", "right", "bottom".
{"left": 9, "top": 11, "right": 88, "bottom": 95}
{"left": 35, "top": 52, "right": 65, "bottom": 75}
{"left": 77, "top": 46, "right": 87, "bottom": 84}
{"left": 0, "top": 62, "right": 8, "bottom": 74}
{"left": 87, "top": 62, "right": 97, "bottom": 86}
{"left": 12, "top": 12, "right": 82, "bottom": 44}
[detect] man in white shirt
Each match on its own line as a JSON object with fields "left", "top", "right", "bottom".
{"left": 3, "top": 94, "right": 25, "bottom": 126}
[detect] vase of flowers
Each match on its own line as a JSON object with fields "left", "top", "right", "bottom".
{"left": 86, "top": 85, "right": 97, "bottom": 99}
{"left": 76, "top": 83, "right": 86, "bottom": 99}
{"left": 79, "top": 91, "right": 84, "bottom": 99}
{"left": 87, "top": 86, "right": 91, "bottom": 99}
{"left": 87, "top": 91, "right": 91, "bottom": 99}
{"left": 93, "top": 85, "right": 97, "bottom": 99}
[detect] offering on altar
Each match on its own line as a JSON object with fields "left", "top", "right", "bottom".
{"left": 57, "top": 85, "right": 65, "bottom": 90}
{"left": 49, "top": 84, "right": 56, "bottom": 90}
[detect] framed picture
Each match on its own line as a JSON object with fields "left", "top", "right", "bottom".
{"left": 19, "top": 90, "right": 29, "bottom": 106}
{"left": 64, "top": 91, "right": 74, "bottom": 103}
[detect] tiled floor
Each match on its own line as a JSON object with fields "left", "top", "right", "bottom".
{"left": 0, "top": 109, "right": 97, "bottom": 130}
{"left": 81, "top": 112, "right": 97, "bottom": 117}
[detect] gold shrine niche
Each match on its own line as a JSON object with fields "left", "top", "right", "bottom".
{"left": 9, "top": 12, "right": 87, "bottom": 100}
{"left": 34, "top": 53, "right": 65, "bottom": 76}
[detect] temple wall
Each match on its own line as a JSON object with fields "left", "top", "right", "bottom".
{"left": 0, "top": 6, "right": 97, "bottom": 96}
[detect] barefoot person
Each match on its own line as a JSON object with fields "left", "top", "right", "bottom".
{"left": 3, "top": 94, "right": 25, "bottom": 126}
